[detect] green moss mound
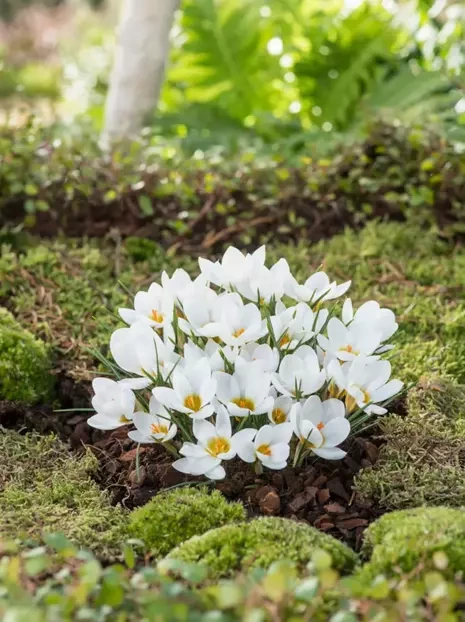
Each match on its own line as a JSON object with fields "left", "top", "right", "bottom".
{"left": 129, "top": 487, "right": 246, "bottom": 558}
{"left": 355, "top": 380, "right": 465, "bottom": 510}
{"left": 0, "top": 308, "right": 54, "bottom": 403}
{"left": 0, "top": 431, "right": 128, "bottom": 559}
{"left": 361, "top": 507, "right": 465, "bottom": 579}
{"left": 162, "top": 517, "right": 358, "bottom": 581}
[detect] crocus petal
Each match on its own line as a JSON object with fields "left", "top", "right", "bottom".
{"left": 128, "top": 430, "right": 155, "bottom": 443}
{"left": 87, "top": 414, "right": 126, "bottom": 430}
{"left": 321, "top": 417, "right": 350, "bottom": 447}
{"left": 312, "top": 447, "right": 346, "bottom": 460}
{"left": 152, "top": 387, "right": 183, "bottom": 411}
{"left": 236, "top": 441, "right": 256, "bottom": 463}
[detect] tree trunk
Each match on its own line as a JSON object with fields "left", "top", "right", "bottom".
{"left": 102, "top": 0, "right": 179, "bottom": 143}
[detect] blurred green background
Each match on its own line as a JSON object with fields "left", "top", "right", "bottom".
{"left": 0, "top": 0, "right": 464, "bottom": 155}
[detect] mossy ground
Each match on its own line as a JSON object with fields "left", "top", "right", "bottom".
{"left": 2, "top": 221, "right": 463, "bottom": 385}
{"left": 0, "top": 430, "right": 128, "bottom": 558}
{"left": 355, "top": 380, "right": 465, "bottom": 510}
{"left": 128, "top": 486, "right": 246, "bottom": 558}
{"left": 359, "top": 507, "right": 465, "bottom": 579}
{"left": 163, "top": 517, "right": 359, "bottom": 581}
{"left": 0, "top": 308, "right": 54, "bottom": 402}
{"left": 1, "top": 220, "right": 464, "bottom": 570}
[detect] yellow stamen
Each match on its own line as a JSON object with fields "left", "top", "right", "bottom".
{"left": 184, "top": 394, "right": 202, "bottom": 412}
{"left": 339, "top": 344, "right": 359, "bottom": 355}
{"left": 345, "top": 389, "right": 371, "bottom": 414}
{"left": 150, "top": 309, "right": 164, "bottom": 324}
{"left": 279, "top": 333, "right": 291, "bottom": 347}
{"left": 232, "top": 397, "right": 255, "bottom": 411}
{"left": 272, "top": 408, "right": 287, "bottom": 424}
{"left": 119, "top": 415, "right": 132, "bottom": 423}
{"left": 257, "top": 443, "right": 272, "bottom": 456}
{"left": 207, "top": 436, "right": 231, "bottom": 457}
{"left": 317, "top": 421, "right": 325, "bottom": 431}
{"left": 151, "top": 423, "right": 169, "bottom": 435}
{"left": 233, "top": 328, "right": 245, "bottom": 338}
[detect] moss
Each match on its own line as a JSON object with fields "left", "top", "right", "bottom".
{"left": 360, "top": 507, "right": 465, "bottom": 579}
{"left": 129, "top": 487, "right": 246, "bottom": 558}
{"left": 0, "top": 240, "right": 194, "bottom": 381}
{"left": 0, "top": 308, "right": 54, "bottom": 403}
{"left": 355, "top": 380, "right": 465, "bottom": 510}
{"left": 2, "top": 220, "right": 464, "bottom": 386}
{"left": 0, "top": 430, "right": 128, "bottom": 559}
{"left": 162, "top": 517, "right": 358, "bottom": 581}
{"left": 271, "top": 221, "right": 465, "bottom": 383}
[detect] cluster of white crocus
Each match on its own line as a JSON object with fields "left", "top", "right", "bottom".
{"left": 88, "top": 246, "right": 403, "bottom": 480}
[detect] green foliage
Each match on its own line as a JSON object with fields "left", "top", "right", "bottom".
{"left": 1, "top": 121, "right": 465, "bottom": 243}
{"left": 0, "top": 431, "right": 128, "bottom": 558}
{"left": 360, "top": 507, "right": 465, "bottom": 580}
{"left": 0, "top": 308, "right": 54, "bottom": 402}
{"left": 158, "top": 0, "right": 464, "bottom": 146}
{"left": 355, "top": 381, "right": 465, "bottom": 510}
{"left": 2, "top": 533, "right": 465, "bottom": 621}
{"left": 129, "top": 487, "right": 246, "bottom": 558}
{"left": 162, "top": 517, "right": 358, "bottom": 581}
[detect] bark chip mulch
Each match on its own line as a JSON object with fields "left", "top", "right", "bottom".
{"left": 0, "top": 389, "right": 384, "bottom": 553}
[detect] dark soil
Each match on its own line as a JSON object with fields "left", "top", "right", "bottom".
{"left": 0, "top": 375, "right": 386, "bottom": 553}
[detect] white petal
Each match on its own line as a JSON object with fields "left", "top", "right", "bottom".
{"left": 321, "top": 418, "right": 350, "bottom": 447}
{"left": 128, "top": 430, "right": 155, "bottom": 443}
{"left": 237, "top": 441, "right": 257, "bottom": 463}
{"left": 87, "top": 414, "right": 125, "bottom": 430}
{"left": 313, "top": 447, "right": 346, "bottom": 460}
{"left": 152, "top": 387, "right": 183, "bottom": 411}
{"left": 205, "top": 464, "right": 226, "bottom": 480}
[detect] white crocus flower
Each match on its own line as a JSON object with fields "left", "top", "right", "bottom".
{"left": 285, "top": 271, "right": 351, "bottom": 305}
{"left": 110, "top": 322, "right": 180, "bottom": 380}
{"left": 153, "top": 358, "right": 216, "bottom": 420}
{"left": 235, "top": 258, "right": 291, "bottom": 303}
{"left": 236, "top": 343, "right": 279, "bottom": 373}
{"left": 291, "top": 396, "right": 350, "bottom": 459}
{"left": 236, "top": 423, "right": 293, "bottom": 470}
{"left": 177, "top": 288, "right": 224, "bottom": 338}
{"left": 272, "top": 345, "right": 326, "bottom": 398}
{"left": 88, "top": 377, "right": 144, "bottom": 430}
{"left": 129, "top": 396, "right": 177, "bottom": 443}
{"left": 328, "top": 359, "right": 403, "bottom": 415}
{"left": 199, "top": 245, "right": 266, "bottom": 289}
{"left": 119, "top": 283, "right": 173, "bottom": 329}
{"left": 173, "top": 407, "right": 240, "bottom": 480}
{"left": 342, "top": 299, "right": 398, "bottom": 350}
{"left": 268, "top": 395, "right": 294, "bottom": 425}
{"left": 317, "top": 317, "right": 382, "bottom": 362}
{"left": 214, "top": 293, "right": 267, "bottom": 347}
{"left": 161, "top": 269, "right": 207, "bottom": 305}
{"left": 270, "top": 302, "right": 328, "bottom": 350}
{"left": 214, "top": 367, "right": 273, "bottom": 417}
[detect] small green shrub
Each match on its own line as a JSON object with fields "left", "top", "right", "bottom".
{"left": 355, "top": 380, "right": 465, "bottom": 510}
{"left": 162, "top": 517, "right": 358, "bottom": 581}
{"left": 129, "top": 487, "right": 246, "bottom": 558}
{"left": 361, "top": 507, "right": 465, "bottom": 579}
{"left": 0, "top": 431, "right": 128, "bottom": 558}
{"left": 0, "top": 308, "right": 54, "bottom": 402}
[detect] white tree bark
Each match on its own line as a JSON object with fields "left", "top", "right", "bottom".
{"left": 102, "top": 0, "right": 179, "bottom": 143}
